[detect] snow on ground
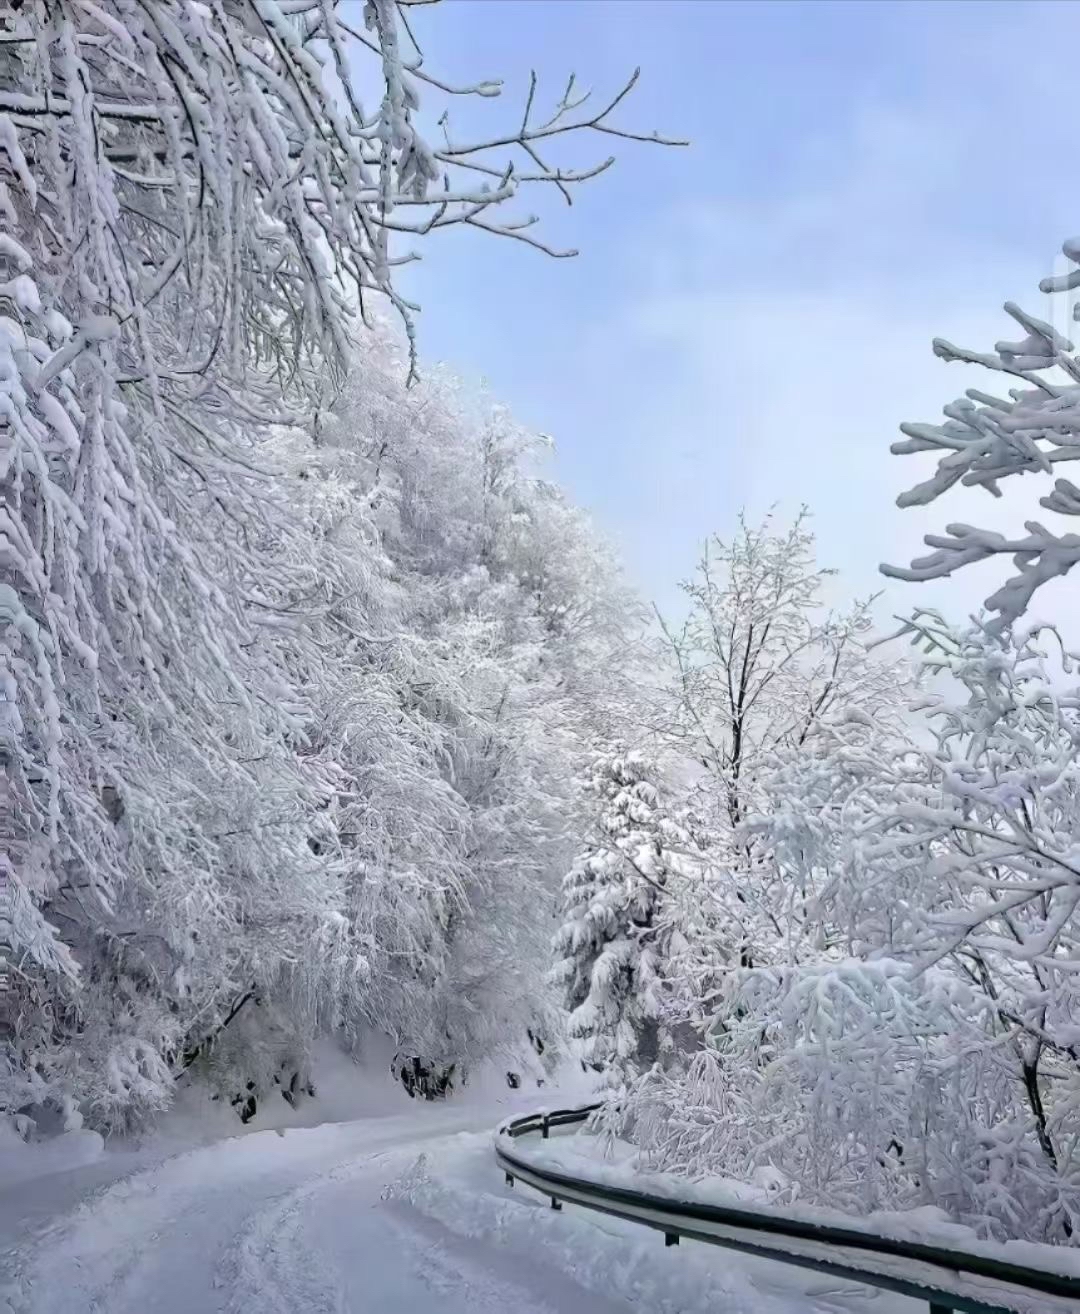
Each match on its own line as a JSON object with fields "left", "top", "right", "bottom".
{"left": 502, "top": 1127, "right": 1080, "bottom": 1279}
{"left": 1, "top": 1056, "right": 1065, "bottom": 1314}
{"left": 5, "top": 1051, "right": 1029, "bottom": 1314}
{"left": 2, "top": 1063, "right": 922, "bottom": 1314}
{"left": 0, "top": 1035, "right": 553, "bottom": 1242}
{"left": 392, "top": 1129, "right": 913, "bottom": 1314}
{"left": 3, "top": 1106, "right": 489, "bottom": 1312}
{"left": 0, "top": 1048, "right": 590, "bottom": 1313}
{"left": 483, "top": 1126, "right": 1079, "bottom": 1314}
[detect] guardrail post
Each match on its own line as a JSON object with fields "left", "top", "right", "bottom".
{"left": 504, "top": 1171, "right": 514, "bottom": 1187}
{"left": 550, "top": 1197, "right": 562, "bottom": 1210}
{"left": 542, "top": 1114, "right": 550, "bottom": 1140}
{"left": 665, "top": 1233, "right": 679, "bottom": 1247}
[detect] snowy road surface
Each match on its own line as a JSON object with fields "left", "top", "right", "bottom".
{"left": 1, "top": 1104, "right": 910, "bottom": 1314}
{"left": 1, "top": 1109, "right": 572, "bottom": 1314}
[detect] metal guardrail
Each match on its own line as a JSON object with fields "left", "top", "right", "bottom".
{"left": 494, "top": 1104, "right": 1080, "bottom": 1314}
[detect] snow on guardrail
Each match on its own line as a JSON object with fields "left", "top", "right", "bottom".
{"left": 494, "top": 1105, "right": 1080, "bottom": 1314}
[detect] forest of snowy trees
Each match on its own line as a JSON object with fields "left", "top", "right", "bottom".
{"left": 0, "top": 0, "right": 667, "bottom": 1130}
{"left": 555, "top": 280, "right": 1080, "bottom": 1246}
{"left": 5, "top": 0, "right": 1080, "bottom": 1261}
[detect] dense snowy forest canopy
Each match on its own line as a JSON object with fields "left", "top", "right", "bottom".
{"left": 6, "top": 0, "right": 1080, "bottom": 1259}
{"left": 0, "top": 0, "right": 669, "bottom": 1130}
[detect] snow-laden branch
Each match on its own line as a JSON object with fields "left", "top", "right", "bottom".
{"left": 885, "top": 251, "right": 1080, "bottom": 624}
{"left": 1, "top": 2, "right": 663, "bottom": 1132}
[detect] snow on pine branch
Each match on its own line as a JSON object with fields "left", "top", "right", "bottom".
{"left": 883, "top": 249, "right": 1080, "bottom": 625}
{"left": 552, "top": 749, "right": 698, "bottom": 1083}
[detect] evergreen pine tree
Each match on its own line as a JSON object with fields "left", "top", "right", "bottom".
{"left": 552, "top": 751, "right": 683, "bottom": 1078}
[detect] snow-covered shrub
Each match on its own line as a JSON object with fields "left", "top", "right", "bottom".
{"left": 187, "top": 995, "right": 314, "bottom": 1124}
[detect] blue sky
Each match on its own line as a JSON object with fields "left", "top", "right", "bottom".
{"left": 393, "top": 0, "right": 1080, "bottom": 626}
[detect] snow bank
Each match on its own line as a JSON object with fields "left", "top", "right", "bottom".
{"left": 0, "top": 1121, "right": 104, "bottom": 1189}
{"left": 388, "top": 1130, "right": 907, "bottom": 1314}
{"left": 152, "top": 1037, "right": 592, "bottom": 1150}
{"left": 146, "top": 1037, "right": 413, "bottom": 1151}
{"left": 499, "top": 1127, "right": 1080, "bottom": 1293}
{"left": 0, "top": 1046, "right": 593, "bottom": 1225}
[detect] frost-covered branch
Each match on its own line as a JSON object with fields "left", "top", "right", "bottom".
{"left": 885, "top": 253, "right": 1080, "bottom": 624}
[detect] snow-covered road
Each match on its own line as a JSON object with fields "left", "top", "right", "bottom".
{"left": 1, "top": 1100, "right": 911, "bottom": 1314}
{"left": 1, "top": 1107, "right": 628, "bottom": 1314}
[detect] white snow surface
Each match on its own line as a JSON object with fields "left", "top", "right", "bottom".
{"left": 499, "top": 1129, "right": 1080, "bottom": 1276}
{"left": 493, "top": 1129, "right": 1080, "bottom": 1314}
{"left": 396, "top": 1130, "right": 915, "bottom": 1314}
{"left": 0, "top": 1060, "right": 920, "bottom": 1314}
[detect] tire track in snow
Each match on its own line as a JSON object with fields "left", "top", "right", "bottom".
{"left": 219, "top": 1147, "right": 586, "bottom": 1314}
{"left": 6, "top": 1112, "right": 498, "bottom": 1313}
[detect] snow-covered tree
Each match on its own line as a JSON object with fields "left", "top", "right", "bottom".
{"left": 5, "top": 313, "right": 644, "bottom": 1128}
{"left": 654, "top": 512, "right": 902, "bottom": 981}
{"left": 617, "top": 615, "right": 1080, "bottom": 1244}
{"left": 1, "top": 2, "right": 672, "bottom": 1129}
{"left": 661, "top": 511, "right": 896, "bottom": 832}
{"left": 552, "top": 750, "right": 693, "bottom": 1080}
{"left": 281, "top": 350, "right": 644, "bottom": 1074}
{"left": 869, "top": 612, "right": 1080, "bottom": 1202}
{"left": 884, "top": 236, "right": 1080, "bottom": 626}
